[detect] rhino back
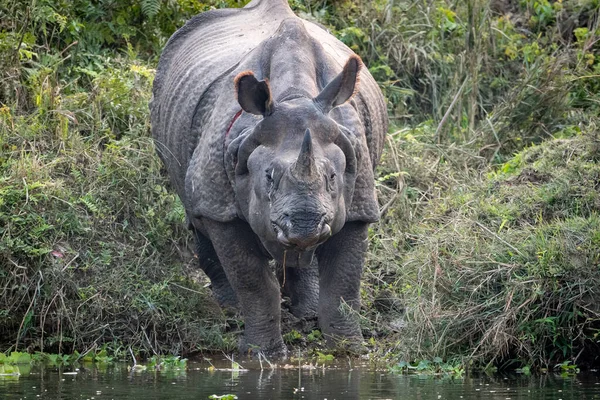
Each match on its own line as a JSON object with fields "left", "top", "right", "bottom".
{"left": 150, "top": 0, "right": 296, "bottom": 218}
{"left": 150, "top": 0, "right": 387, "bottom": 222}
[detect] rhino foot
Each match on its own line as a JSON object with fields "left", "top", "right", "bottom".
{"left": 325, "top": 334, "right": 367, "bottom": 356}
{"left": 239, "top": 336, "right": 288, "bottom": 361}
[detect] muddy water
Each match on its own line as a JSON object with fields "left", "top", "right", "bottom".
{"left": 0, "top": 359, "right": 599, "bottom": 399}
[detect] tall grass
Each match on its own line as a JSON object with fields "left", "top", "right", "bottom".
{"left": 0, "top": 1, "right": 244, "bottom": 356}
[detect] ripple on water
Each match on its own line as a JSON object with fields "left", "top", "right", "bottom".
{"left": 0, "top": 362, "right": 598, "bottom": 400}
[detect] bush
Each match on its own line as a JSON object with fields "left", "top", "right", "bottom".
{"left": 0, "top": 0, "right": 247, "bottom": 356}
{"left": 368, "top": 132, "right": 600, "bottom": 367}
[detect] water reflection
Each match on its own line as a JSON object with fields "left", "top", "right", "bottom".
{"left": 0, "top": 359, "right": 598, "bottom": 400}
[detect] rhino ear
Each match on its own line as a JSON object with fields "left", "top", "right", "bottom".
{"left": 235, "top": 71, "right": 273, "bottom": 116}
{"left": 314, "top": 55, "right": 362, "bottom": 113}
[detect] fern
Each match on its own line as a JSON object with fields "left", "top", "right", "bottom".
{"left": 141, "top": 0, "right": 161, "bottom": 19}
{"left": 79, "top": 195, "right": 100, "bottom": 215}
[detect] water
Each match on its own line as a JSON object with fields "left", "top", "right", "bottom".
{"left": 1, "top": 359, "right": 599, "bottom": 400}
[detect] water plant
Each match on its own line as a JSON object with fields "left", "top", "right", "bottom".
{"left": 147, "top": 355, "right": 187, "bottom": 370}
{"left": 389, "top": 357, "right": 464, "bottom": 376}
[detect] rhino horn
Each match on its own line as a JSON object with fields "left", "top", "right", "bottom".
{"left": 292, "top": 129, "right": 317, "bottom": 179}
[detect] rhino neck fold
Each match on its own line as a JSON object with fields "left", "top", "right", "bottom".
{"left": 263, "top": 19, "right": 321, "bottom": 102}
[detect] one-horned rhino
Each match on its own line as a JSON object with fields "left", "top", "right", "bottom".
{"left": 150, "top": 0, "right": 388, "bottom": 357}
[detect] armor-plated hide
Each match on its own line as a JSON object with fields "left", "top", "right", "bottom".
{"left": 150, "top": 0, "right": 387, "bottom": 226}
{"left": 150, "top": 0, "right": 388, "bottom": 356}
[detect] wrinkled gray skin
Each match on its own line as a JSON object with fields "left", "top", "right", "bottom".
{"left": 150, "top": 0, "right": 387, "bottom": 358}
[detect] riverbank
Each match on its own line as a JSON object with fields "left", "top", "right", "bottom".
{"left": 1, "top": 0, "right": 599, "bottom": 369}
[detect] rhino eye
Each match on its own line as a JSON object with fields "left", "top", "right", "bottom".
{"left": 326, "top": 172, "right": 336, "bottom": 191}
{"left": 265, "top": 169, "right": 274, "bottom": 183}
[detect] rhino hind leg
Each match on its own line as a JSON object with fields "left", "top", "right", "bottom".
{"left": 193, "top": 229, "right": 238, "bottom": 311}
{"left": 278, "top": 261, "right": 319, "bottom": 320}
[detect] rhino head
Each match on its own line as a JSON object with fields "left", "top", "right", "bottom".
{"left": 228, "top": 56, "right": 362, "bottom": 261}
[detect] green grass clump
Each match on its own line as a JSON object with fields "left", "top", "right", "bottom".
{"left": 370, "top": 133, "right": 600, "bottom": 368}
{"left": 0, "top": 58, "right": 229, "bottom": 356}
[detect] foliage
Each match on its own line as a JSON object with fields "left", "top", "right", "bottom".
{"left": 0, "top": 352, "right": 32, "bottom": 365}
{"left": 368, "top": 133, "right": 600, "bottom": 368}
{"left": 147, "top": 354, "right": 187, "bottom": 370}
{"left": 314, "top": 351, "right": 335, "bottom": 363}
{"left": 1, "top": 0, "right": 599, "bottom": 369}
{"left": 0, "top": 0, "right": 241, "bottom": 357}
{"left": 296, "top": 0, "right": 599, "bottom": 159}
{"left": 283, "top": 330, "right": 302, "bottom": 344}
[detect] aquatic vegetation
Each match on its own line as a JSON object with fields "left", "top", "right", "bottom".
{"left": 147, "top": 355, "right": 187, "bottom": 370}
{"left": 283, "top": 330, "right": 303, "bottom": 344}
{"left": 0, "top": 364, "right": 22, "bottom": 378}
{"left": 306, "top": 330, "right": 323, "bottom": 343}
{"left": 314, "top": 352, "right": 335, "bottom": 363}
{"left": 389, "top": 357, "right": 464, "bottom": 376}
{"left": 555, "top": 360, "right": 580, "bottom": 376}
{"left": 0, "top": 352, "right": 32, "bottom": 365}
{"left": 36, "top": 352, "right": 75, "bottom": 366}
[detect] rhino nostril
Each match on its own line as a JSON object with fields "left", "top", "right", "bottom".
{"left": 277, "top": 230, "right": 291, "bottom": 247}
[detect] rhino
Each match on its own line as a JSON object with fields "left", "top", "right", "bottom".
{"left": 150, "top": 0, "right": 388, "bottom": 357}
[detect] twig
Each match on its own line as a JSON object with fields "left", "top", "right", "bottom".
{"left": 22, "top": 178, "right": 29, "bottom": 206}
{"left": 258, "top": 352, "right": 275, "bottom": 370}
{"left": 129, "top": 347, "right": 137, "bottom": 368}
{"left": 473, "top": 220, "right": 525, "bottom": 257}
{"left": 168, "top": 282, "right": 204, "bottom": 295}
{"left": 13, "top": 6, "right": 30, "bottom": 62}
{"left": 76, "top": 342, "right": 98, "bottom": 362}
{"left": 61, "top": 253, "right": 79, "bottom": 272}
{"left": 142, "top": 327, "right": 158, "bottom": 356}
{"left": 281, "top": 250, "right": 287, "bottom": 288}
{"left": 435, "top": 77, "right": 468, "bottom": 144}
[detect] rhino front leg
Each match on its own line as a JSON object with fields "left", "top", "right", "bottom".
{"left": 316, "top": 221, "right": 368, "bottom": 346}
{"left": 202, "top": 218, "right": 287, "bottom": 358}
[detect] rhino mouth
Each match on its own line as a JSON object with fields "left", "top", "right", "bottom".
{"left": 271, "top": 214, "right": 331, "bottom": 250}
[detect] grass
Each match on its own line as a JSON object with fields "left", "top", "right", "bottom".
{"left": 0, "top": 38, "right": 233, "bottom": 357}
{"left": 1, "top": 0, "right": 599, "bottom": 369}
{"left": 364, "top": 131, "right": 600, "bottom": 369}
